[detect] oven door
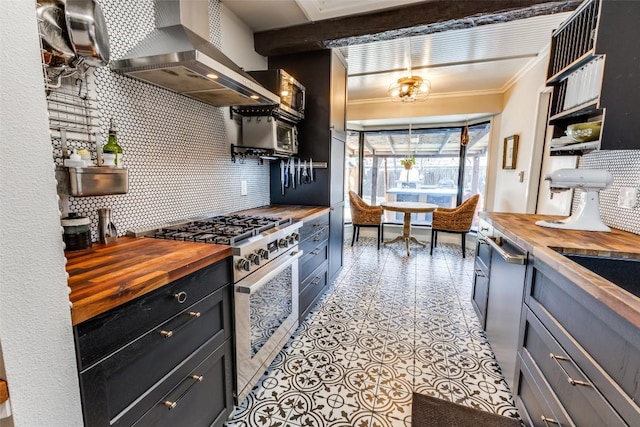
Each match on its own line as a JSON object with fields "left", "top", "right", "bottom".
{"left": 278, "top": 70, "right": 305, "bottom": 120}
{"left": 276, "top": 121, "right": 298, "bottom": 155}
{"left": 234, "top": 248, "right": 302, "bottom": 403}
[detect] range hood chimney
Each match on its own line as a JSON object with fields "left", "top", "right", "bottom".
{"left": 110, "top": 0, "right": 279, "bottom": 107}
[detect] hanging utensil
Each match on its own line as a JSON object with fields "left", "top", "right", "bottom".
{"left": 309, "top": 158, "right": 314, "bottom": 182}
{"left": 290, "top": 158, "right": 296, "bottom": 189}
{"left": 297, "top": 158, "right": 302, "bottom": 185}
{"left": 284, "top": 159, "right": 290, "bottom": 188}
{"left": 65, "top": 0, "right": 111, "bottom": 67}
{"left": 280, "top": 160, "right": 285, "bottom": 195}
{"left": 302, "top": 161, "right": 310, "bottom": 184}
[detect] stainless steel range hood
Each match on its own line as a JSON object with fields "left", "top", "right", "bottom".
{"left": 110, "top": 0, "right": 279, "bottom": 107}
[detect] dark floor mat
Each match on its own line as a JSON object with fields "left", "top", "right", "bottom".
{"left": 412, "top": 393, "right": 521, "bottom": 427}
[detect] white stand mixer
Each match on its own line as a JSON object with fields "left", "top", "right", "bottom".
{"left": 536, "top": 168, "right": 613, "bottom": 232}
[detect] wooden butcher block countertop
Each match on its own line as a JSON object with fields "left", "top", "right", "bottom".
{"left": 66, "top": 206, "right": 328, "bottom": 326}
{"left": 482, "top": 212, "right": 640, "bottom": 328}
{"left": 66, "top": 237, "right": 231, "bottom": 325}
{"left": 236, "top": 205, "right": 330, "bottom": 222}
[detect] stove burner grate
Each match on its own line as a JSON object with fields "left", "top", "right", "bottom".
{"left": 144, "top": 214, "right": 290, "bottom": 246}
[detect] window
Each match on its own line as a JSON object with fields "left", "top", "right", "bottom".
{"left": 346, "top": 122, "right": 490, "bottom": 231}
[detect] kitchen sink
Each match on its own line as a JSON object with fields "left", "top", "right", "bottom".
{"left": 559, "top": 252, "right": 640, "bottom": 298}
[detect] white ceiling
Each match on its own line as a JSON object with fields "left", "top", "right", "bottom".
{"left": 342, "top": 13, "right": 569, "bottom": 102}
{"left": 221, "top": 0, "right": 429, "bottom": 31}
{"left": 222, "top": 0, "right": 571, "bottom": 127}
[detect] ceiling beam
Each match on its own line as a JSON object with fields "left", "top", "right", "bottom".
{"left": 437, "top": 134, "right": 452, "bottom": 154}
{"left": 468, "top": 127, "right": 491, "bottom": 149}
{"left": 385, "top": 135, "right": 396, "bottom": 155}
{"left": 364, "top": 140, "right": 376, "bottom": 155}
{"left": 254, "top": 0, "right": 581, "bottom": 56}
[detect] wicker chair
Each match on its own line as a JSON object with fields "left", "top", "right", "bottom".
{"left": 349, "top": 191, "right": 384, "bottom": 249}
{"left": 430, "top": 194, "right": 480, "bottom": 258}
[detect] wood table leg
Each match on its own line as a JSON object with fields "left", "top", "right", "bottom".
{"left": 383, "top": 210, "right": 428, "bottom": 255}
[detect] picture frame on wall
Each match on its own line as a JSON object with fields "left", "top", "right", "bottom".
{"left": 502, "top": 135, "right": 519, "bottom": 169}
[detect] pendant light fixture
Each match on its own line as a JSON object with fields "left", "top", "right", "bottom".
{"left": 388, "top": 39, "right": 430, "bottom": 102}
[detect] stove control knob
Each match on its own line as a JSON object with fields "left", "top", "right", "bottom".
{"left": 248, "top": 253, "right": 260, "bottom": 266}
{"left": 286, "top": 235, "right": 295, "bottom": 245}
{"left": 291, "top": 232, "right": 300, "bottom": 242}
{"left": 236, "top": 258, "right": 251, "bottom": 272}
{"left": 257, "top": 249, "right": 269, "bottom": 260}
{"left": 278, "top": 238, "right": 288, "bottom": 248}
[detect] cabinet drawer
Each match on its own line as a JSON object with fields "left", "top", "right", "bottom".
{"left": 76, "top": 259, "right": 231, "bottom": 369}
{"left": 299, "top": 214, "right": 329, "bottom": 242}
{"left": 515, "top": 352, "right": 572, "bottom": 427}
{"left": 300, "top": 224, "right": 329, "bottom": 254}
{"left": 527, "top": 259, "right": 640, "bottom": 423}
{"left": 521, "top": 308, "right": 625, "bottom": 426}
{"left": 299, "top": 242, "right": 328, "bottom": 281}
{"left": 132, "top": 340, "right": 233, "bottom": 427}
{"left": 79, "top": 285, "right": 232, "bottom": 425}
{"left": 299, "top": 262, "right": 328, "bottom": 321}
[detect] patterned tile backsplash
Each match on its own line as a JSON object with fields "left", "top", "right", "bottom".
{"left": 51, "top": 0, "right": 270, "bottom": 242}
{"left": 576, "top": 150, "right": 640, "bottom": 235}
{"left": 48, "top": 1, "right": 640, "bottom": 241}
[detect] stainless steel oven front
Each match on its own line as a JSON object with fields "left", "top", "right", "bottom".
{"left": 233, "top": 247, "right": 302, "bottom": 403}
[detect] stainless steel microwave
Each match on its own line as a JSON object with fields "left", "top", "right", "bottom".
{"left": 242, "top": 116, "right": 298, "bottom": 156}
{"left": 248, "top": 69, "right": 305, "bottom": 122}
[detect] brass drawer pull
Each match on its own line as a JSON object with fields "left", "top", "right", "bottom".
{"left": 310, "top": 248, "right": 321, "bottom": 255}
{"left": 478, "top": 238, "right": 489, "bottom": 245}
{"left": 549, "top": 353, "right": 591, "bottom": 387}
{"left": 187, "top": 311, "right": 201, "bottom": 318}
{"left": 474, "top": 268, "right": 485, "bottom": 277}
{"left": 159, "top": 330, "right": 173, "bottom": 338}
{"left": 174, "top": 291, "right": 187, "bottom": 304}
{"left": 541, "top": 415, "right": 559, "bottom": 426}
{"left": 162, "top": 374, "right": 204, "bottom": 411}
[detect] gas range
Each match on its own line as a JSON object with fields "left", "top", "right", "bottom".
{"left": 133, "top": 214, "right": 302, "bottom": 282}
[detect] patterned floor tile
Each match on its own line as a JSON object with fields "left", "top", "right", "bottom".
{"left": 225, "top": 236, "right": 520, "bottom": 426}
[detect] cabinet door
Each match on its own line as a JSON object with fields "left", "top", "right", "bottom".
{"left": 330, "top": 51, "right": 347, "bottom": 132}
{"left": 485, "top": 244, "right": 527, "bottom": 390}
{"left": 471, "top": 265, "right": 489, "bottom": 328}
{"left": 330, "top": 131, "right": 346, "bottom": 206}
{"left": 328, "top": 203, "right": 344, "bottom": 282}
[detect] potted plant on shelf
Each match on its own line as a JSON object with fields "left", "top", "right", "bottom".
{"left": 401, "top": 156, "right": 416, "bottom": 169}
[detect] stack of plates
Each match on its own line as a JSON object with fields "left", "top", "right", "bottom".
{"left": 550, "top": 136, "right": 575, "bottom": 147}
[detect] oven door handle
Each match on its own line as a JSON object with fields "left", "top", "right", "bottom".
{"left": 235, "top": 250, "right": 302, "bottom": 295}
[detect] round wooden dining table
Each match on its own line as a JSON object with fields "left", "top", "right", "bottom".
{"left": 380, "top": 201, "right": 438, "bottom": 255}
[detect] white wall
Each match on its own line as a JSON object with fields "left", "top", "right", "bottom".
{"left": 490, "top": 54, "right": 550, "bottom": 212}
{"left": 220, "top": 3, "right": 268, "bottom": 71}
{"left": 348, "top": 92, "right": 503, "bottom": 123}
{"left": 0, "top": 1, "right": 83, "bottom": 426}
